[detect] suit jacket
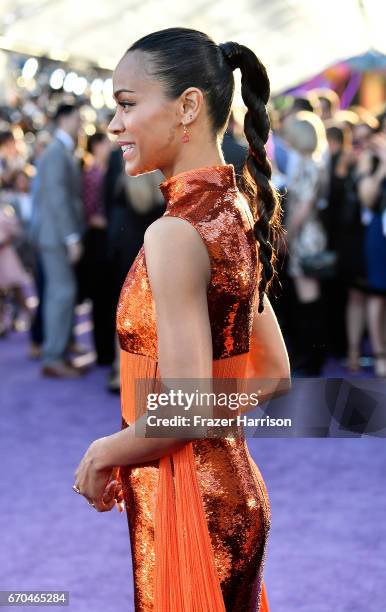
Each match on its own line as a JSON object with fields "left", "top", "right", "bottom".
{"left": 33, "top": 137, "right": 84, "bottom": 248}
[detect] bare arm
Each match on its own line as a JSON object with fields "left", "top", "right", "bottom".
{"left": 286, "top": 160, "right": 320, "bottom": 241}
{"left": 74, "top": 223, "right": 290, "bottom": 509}
{"left": 247, "top": 293, "right": 291, "bottom": 403}
{"left": 286, "top": 198, "right": 314, "bottom": 240}
{"left": 94, "top": 216, "right": 213, "bottom": 469}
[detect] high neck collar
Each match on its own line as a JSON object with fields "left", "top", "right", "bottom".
{"left": 159, "top": 164, "right": 237, "bottom": 207}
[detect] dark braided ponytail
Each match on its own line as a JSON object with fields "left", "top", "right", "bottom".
{"left": 125, "top": 28, "right": 283, "bottom": 313}
{"left": 219, "top": 42, "right": 283, "bottom": 313}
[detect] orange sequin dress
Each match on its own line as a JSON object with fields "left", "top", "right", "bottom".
{"left": 116, "top": 164, "right": 271, "bottom": 612}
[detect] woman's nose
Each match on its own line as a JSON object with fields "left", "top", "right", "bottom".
{"left": 108, "top": 112, "right": 124, "bottom": 135}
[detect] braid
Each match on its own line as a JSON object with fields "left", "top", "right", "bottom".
{"left": 219, "top": 42, "right": 283, "bottom": 313}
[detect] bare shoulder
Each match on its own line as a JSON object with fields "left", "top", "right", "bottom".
{"left": 144, "top": 216, "right": 211, "bottom": 291}
{"left": 144, "top": 216, "right": 206, "bottom": 254}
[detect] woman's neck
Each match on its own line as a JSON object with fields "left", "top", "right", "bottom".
{"left": 163, "top": 140, "right": 226, "bottom": 180}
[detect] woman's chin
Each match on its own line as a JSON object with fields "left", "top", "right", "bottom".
{"left": 124, "top": 159, "right": 142, "bottom": 177}
{"left": 124, "top": 159, "right": 156, "bottom": 177}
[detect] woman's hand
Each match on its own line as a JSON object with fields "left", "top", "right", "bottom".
{"left": 74, "top": 439, "right": 124, "bottom": 512}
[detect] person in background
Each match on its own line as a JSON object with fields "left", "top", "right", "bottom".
{"left": 34, "top": 103, "right": 85, "bottom": 378}
{"left": 28, "top": 131, "right": 51, "bottom": 359}
{"left": 221, "top": 111, "right": 247, "bottom": 177}
{"left": 103, "top": 146, "right": 165, "bottom": 392}
{"left": 270, "top": 105, "right": 290, "bottom": 177}
{"left": 287, "top": 93, "right": 320, "bottom": 116}
{"left": 339, "top": 119, "right": 376, "bottom": 372}
{"left": 271, "top": 94, "right": 322, "bottom": 180}
{"left": 357, "top": 129, "right": 386, "bottom": 377}
{"left": 312, "top": 88, "right": 340, "bottom": 123}
{"left": 80, "top": 132, "right": 113, "bottom": 365}
{"left": 283, "top": 110, "right": 328, "bottom": 375}
{"left": 322, "top": 124, "right": 353, "bottom": 359}
{"left": 11, "top": 170, "right": 35, "bottom": 271}
{"left": 0, "top": 201, "right": 31, "bottom": 336}
{"left": 6, "top": 168, "right": 36, "bottom": 331}
{"left": 325, "top": 125, "right": 353, "bottom": 249}
{"left": 0, "top": 130, "right": 25, "bottom": 190}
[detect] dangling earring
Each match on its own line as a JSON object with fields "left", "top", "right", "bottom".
{"left": 182, "top": 124, "right": 190, "bottom": 143}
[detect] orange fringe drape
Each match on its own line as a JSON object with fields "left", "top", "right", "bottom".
{"left": 120, "top": 349, "right": 270, "bottom": 612}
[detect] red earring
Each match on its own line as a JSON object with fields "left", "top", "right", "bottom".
{"left": 182, "top": 124, "right": 190, "bottom": 143}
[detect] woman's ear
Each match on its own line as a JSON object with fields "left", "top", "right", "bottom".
{"left": 179, "top": 87, "right": 204, "bottom": 125}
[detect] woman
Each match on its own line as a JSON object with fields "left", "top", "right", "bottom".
{"left": 338, "top": 119, "right": 374, "bottom": 372}
{"left": 104, "top": 153, "right": 165, "bottom": 391}
{"left": 324, "top": 123, "right": 367, "bottom": 368}
{"left": 0, "top": 201, "right": 31, "bottom": 336}
{"left": 283, "top": 111, "right": 328, "bottom": 375}
{"left": 80, "top": 132, "right": 113, "bottom": 364}
{"left": 74, "top": 28, "right": 290, "bottom": 611}
{"left": 323, "top": 124, "right": 351, "bottom": 360}
{"left": 357, "top": 130, "right": 386, "bottom": 376}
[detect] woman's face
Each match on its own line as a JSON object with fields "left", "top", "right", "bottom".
{"left": 352, "top": 124, "right": 372, "bottom": 158}
{"left": 108, "top": 51, "right": 182, "bottom": 176}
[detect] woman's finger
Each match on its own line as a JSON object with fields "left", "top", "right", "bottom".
{"left": 114, "top": 486, "right": 124, "bottom": 503}
{"left": 102, "top": 480, "right": 117, "bottom": 504}
{"left": 93, "top": 497, "right": 117, "bottom": 512}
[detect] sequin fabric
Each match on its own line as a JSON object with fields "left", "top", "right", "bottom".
{"left": 116, "top": 164, "right": 259, "bottom": 360}
{"left": 117, "top": 164, "right": 271, "bottom": 611}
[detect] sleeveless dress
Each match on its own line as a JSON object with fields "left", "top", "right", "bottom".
{"left": 116, "top": 164, "right": 271, "bottom": 612}
{"left": 363, "top": 175, "right": 386, "bottom": 295}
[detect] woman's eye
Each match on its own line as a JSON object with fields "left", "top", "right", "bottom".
{"left": 119, "top": 102, "right": 135, "bottom": 111}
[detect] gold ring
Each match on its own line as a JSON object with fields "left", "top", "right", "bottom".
{"left": 72, "top": 484, "right": 81, "bottom": 494}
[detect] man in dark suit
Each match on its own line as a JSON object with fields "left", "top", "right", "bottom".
{"left": 34, "top": 104, "right": 85, "bottom": 377}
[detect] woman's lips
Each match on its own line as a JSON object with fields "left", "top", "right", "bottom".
{"left": 121, "top": 144, "right": 136, "bottom": 161}
{"left": 117, "top": 141, "right": 136, "bottom": 160}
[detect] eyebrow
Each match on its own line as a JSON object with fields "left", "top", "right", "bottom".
{"left": 113, "top": 88, "right": 136, "bottom": 99}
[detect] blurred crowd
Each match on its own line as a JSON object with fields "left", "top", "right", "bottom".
{"left": 268, "top": 89, "right": 386, "bottom": 377}
{"left": 0, "top": 84, "right": 386, "bottom": 385}
{"left": 0, "top": 99, "right": 165, "bottom": 389}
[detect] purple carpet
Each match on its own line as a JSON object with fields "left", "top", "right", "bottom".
{"left": 1, "top": 328, "right": 385, "bottom": 611}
